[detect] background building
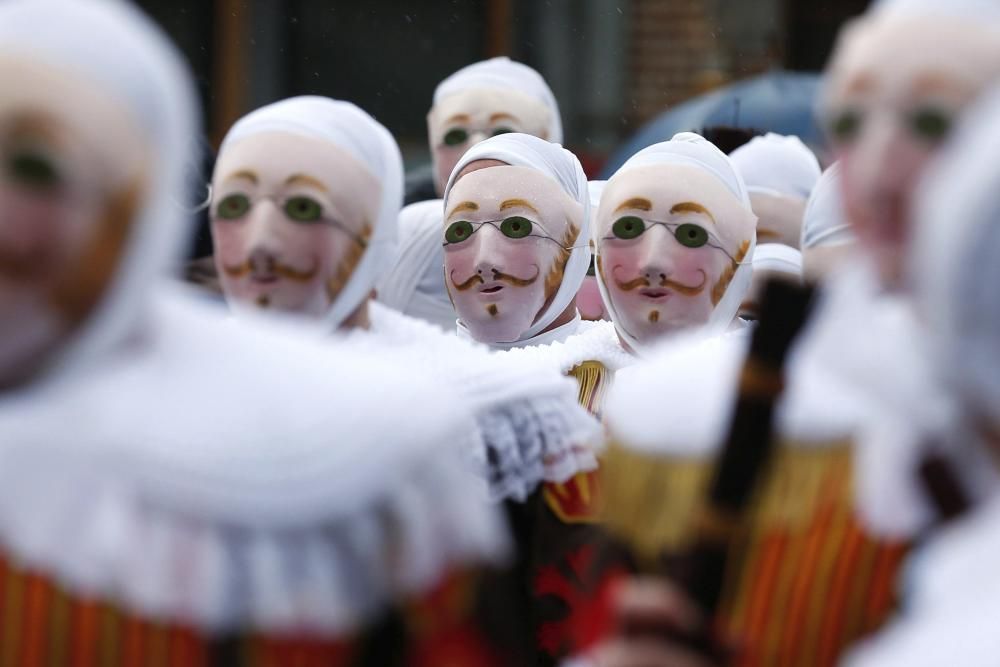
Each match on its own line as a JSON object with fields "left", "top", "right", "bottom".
{"left": 137, "top": 0, "right": 869, "bottom": 175}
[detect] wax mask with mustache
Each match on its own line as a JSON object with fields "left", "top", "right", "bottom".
{"left": 822, "top": 5, "right": 1000, "bottom": 288}
{"left": 595, "top": 157, "right": 756, "bottom": 349}
{"left": 443, "top": 164, "right": 584, "bottom": 343}
{"left": 428, "top": 58, "right": 561, "bottom": 196}
{"left": 212, "top": 131, "right": 380, "bottom": 318}
{"left": 0, "top": 55, "right": 148, "bottom": 385}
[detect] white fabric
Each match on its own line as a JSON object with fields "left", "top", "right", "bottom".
{"left": 913, "top": 83, "right": 1000, "bottom": 430}
{"left": 0, "top": 1, "right": 507, "bottom": 635}
{"left": 844, "top": 493, "right": 1000, "bottom": 667}
{"left": 729, "top": 132, "right": 822, "bottom": 199}
{"left": 499, "top": 318, "right": 633, "bottom": 376}
{"left": 587, "top": 179, "right": 607, "bottom": 210}
{"left": 874, "top": 0, "right": 1000, "bottom": 23}
{"left": 360, "top": 302, "right": 603, "bottom": 503}
{"left": 0, "top": 285, "right": 508, "bottom": 635}
{"left": 219, "top": 96, "right": 404, "bottom": 331}
{"left": 0, "top": 0, "right": 196, "bottom": 386}
{"left": 594, "top": 132, "right": 757, "bottom": 351}
{"left": 433, "top": 56, "right": 563, "bottom": 144}
{"left": 376, "top": 199, "right": 455, "bottom": 331}
{"left": 444, "top": 133, "right": 592, "bottom": 344}
{"left": 753, "top": 243, "right": 803, "bottom": 280}
{"left": 801, "top": 162, "right": 854, "bottom": 249}
{"left": 604, "top": 322, "right": 864, "bottom": 459}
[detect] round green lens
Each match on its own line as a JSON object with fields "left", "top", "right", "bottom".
{"left": 445, "top": 220, "right": 474, "bottom": 244}
{"left": 443, "top": 128, "right": 469, "bottom": 147}
{"left": 830, "top": 109, "right": 862, "bottom": 143}
{"left": 7, "top": 151, "right": 60, "bottom": 189}
{"left": 500, "top": 216, "right": 532, "bottom": 239}
{"left": 675, "top": 223, "right": 709, "bottom": 248}
{"left": 216, "top": 193, "right": 251, "bottom": 220}
{"left": 492, "top": 127, "right": 514, "bottom": 136}
{"left": 284, "top": 196, "right": 323, "bottom": 222}
{"left": 909, "top": 108, "right": 951, "bottom": 142}
{"left": 611, "top": 216, "right": 645, "bottom": 240}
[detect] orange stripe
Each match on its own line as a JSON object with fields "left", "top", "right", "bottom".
{"left": 797, "top": 506, "right": 854, "bottom": 666}
{"left": 774, "top": 503, "right": 839, "bottom": 667}
{"left": 757, "top": 522, "right": 811, "bottom": 665}
{"left": 863, "top": 543, "right": 908, "bottom": 631}
{"left": 815, "top": 516, "right": 866, "bottom": 665}
{"left": 18, "top": 573, "right": 52, "bottom": 667}
{"left": 69, "top": 598, "right": 101, "bottom": 667}
{"left": 145, "top": 622, "right": 170, "bottom": 667}
{"left": 735, "top": 531, "right": 788, "bottom": 666}
{"left": 119, "top": 615, "right": 145, "bottom": 667}
{"left": 836, "top": 535, "right": 882, "bottom": 656}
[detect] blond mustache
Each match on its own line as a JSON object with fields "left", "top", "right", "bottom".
{"left": 614, "top": 270, "right": 707, "bottom": 296}
{"left": 450, "top": 266, "right": 540, "bottom": 291}
{"left": 223, "top": 258, "right": 319, "bottom": 283}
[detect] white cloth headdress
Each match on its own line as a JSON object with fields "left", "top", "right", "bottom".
{"left": 800, "top": 162, "right": 854, "bottom": 248}
{"left": 0, "top": 0, "right": 197, "bottom": 385}
{"left": 752, "top": 243, "right": 803, "bottom": 280}
{"left": 219, "top": 96, "right": 404, "bottom": 331}
{"left": 729, "top": 132, "right": 821, "bottom": 199}
{"left": 434, "top": 57, "right": 562, "bottom": 143}
{"left": 444, "top": 133, "right": 592, "bottom": 346}
{"left": 594, "top": 132, "right": 757, "bottom": 352}
{"left": 376, "top": 200, "right": 455, "bottom": 331}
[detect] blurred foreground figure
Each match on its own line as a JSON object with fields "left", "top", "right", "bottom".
{"left": 800, "top": 162, "right": 855, "bottom": 281}
{"left": 844, "top": 80, "right": 1000, "bottom": 667}
{"left": 379, "top": 57, "right": 561, "bottom": 331}
{"left": 0, "top": 2, "right": 518, "bottom": 664}
{"left": 584, "top": 0, "right": 1000, "bottom": 665}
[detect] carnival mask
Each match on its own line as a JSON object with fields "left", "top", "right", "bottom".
{"left": 596, "top": 164, "right": 754, "bottom": 344}
{"left": 211, "top": 131, "right": 380, "bottom": 317}
{"left": 443, "top": 163, "right": 583, "bottom": 343}
{"left": 428, "top": 88, "right": 552, "bottom": 196}
{"left": 0, "top": 55, "right": 147, "bottom": 384}
{"left": 823, "top": 12, "right": 1000, "bottom": 287}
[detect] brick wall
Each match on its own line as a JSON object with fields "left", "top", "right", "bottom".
{"left": 628, "top": 0, "right": 782, "bottom": 124}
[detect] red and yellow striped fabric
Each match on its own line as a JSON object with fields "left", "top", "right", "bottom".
{"left": 567, "top": 361, "right": 611, "bottom": 418}
{"left": 0, "top": 552, "right": 352, "bottom": 667}
{"left": 716, "top": 445, "right": 910, "bottom": 666}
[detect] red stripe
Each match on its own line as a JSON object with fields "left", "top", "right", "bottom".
{"left": 18, "top": 573, "right": 52, "bottom": 667}
{"left": 863, "top": 543, "right": 908, "bottom": 631}
{"left": 735, "top": 531, "right": 788, "bottom": 667}
{"left": 69, "top": 599, "right": 101, "bottom": 667}
{"left": 815, "top": 517, "right": 866, "bottom": 666}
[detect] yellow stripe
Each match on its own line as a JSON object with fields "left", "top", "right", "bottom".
{"left": 568, "top": 360, "right": 609, "bottom": 415}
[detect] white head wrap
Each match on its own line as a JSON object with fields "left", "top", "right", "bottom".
{"left": 912, "top": 83, "right": 1000, "bottom": 425}
{"left": 594, "top": 132, "right": 757, "bottom": 350}
{"left": 753, "top": 243, "right": 803, "bottom": 280}
{"left": 800, "top": 162, "right": 854, "bottom": 248}
{"left": 376, "top": 199, "right": 455, "bottom": 331}
{"left": 588, "top": 179, "right": 607, "bottom": 210}
{"left": 219, "top": 96, "right": 404, "bottom": 330}
{"left": 433, "top": 57, "right": 563, "bottom": 144}
{"left": 443, "top": 133, "right": 592, "bottom": 344}
{"left": 0, "top": 0, "right": 197, "bottom": 384}
{"left": 874, "top": 0, "right": 1000, "bottom": 22}
{"left": 729, "top": 132, "right": 821, "bottom": 199}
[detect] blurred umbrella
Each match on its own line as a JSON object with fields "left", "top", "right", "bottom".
{"left": 600, "top": 70, "right": 824, "bottom": 177}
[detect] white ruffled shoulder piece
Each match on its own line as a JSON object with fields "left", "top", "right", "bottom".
{"left": 605, "top": 317, "right": 868, "bottom": 459}
{"left": 0, "top": 285, "right": 508, "bottom": 638}
{"left": 498, "top": 319, "right": 634, "bottom": 376}
{"left": 362, "top": 302, "right": 602, "bottom": 503}
{"left": 843, "top": 492, "right": 1000, "bottom": 667}
{"left": 792, "top": 260, "right": 1000, "bottom": 539}
{"left": 604, "top": 332, "right": 747, "bottom": 458}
